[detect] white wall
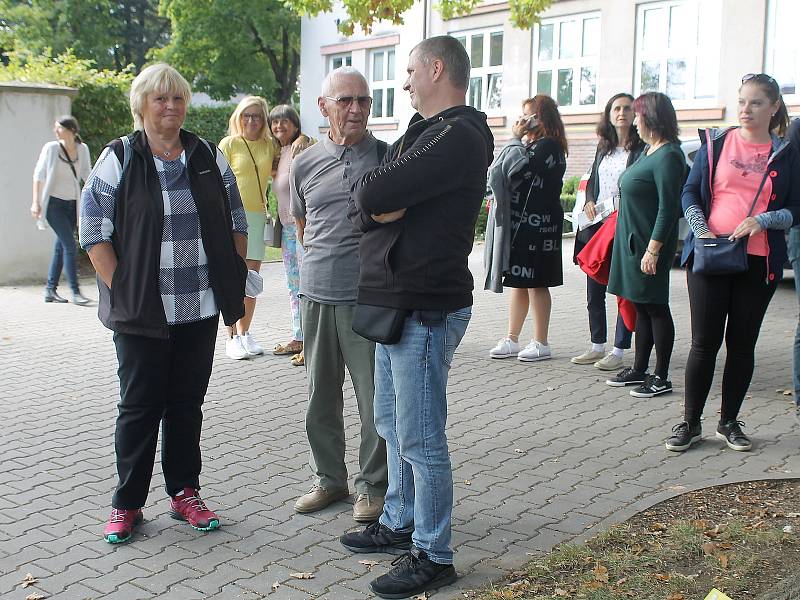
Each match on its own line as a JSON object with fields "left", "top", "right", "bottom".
{"left": 0, "top": 83, "right": 76, "bottom": 285}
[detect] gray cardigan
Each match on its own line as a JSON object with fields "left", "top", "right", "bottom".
{"left": 483, "top": 139, "right": 529, "bottom": 293}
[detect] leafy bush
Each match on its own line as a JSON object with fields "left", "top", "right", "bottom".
{"left": 0, "top": 49, "right": 133, "bottom": 157}
{"left": 184, "top": 104, "right": 235, "bottom": 145}
{"left": 474, "top": 198, "right": 489, "bottom": 240}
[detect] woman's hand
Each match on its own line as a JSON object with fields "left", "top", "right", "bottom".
{"left": 30, "top": 201, "right": 41, "bottom": 219}
{"left": 511, "top": 115, "right": 535, "bottom": 140}
{"left": 583, "top": 201, "right": 596, "bottom": 220}
{"left": 291, "top": 135, "right": 312, "bottom": 158}
{"left": 730, "top": 216, "right": 763, "bottom": 240}
{"left": 640, "top": 251, "right": 659, "bottom": 275}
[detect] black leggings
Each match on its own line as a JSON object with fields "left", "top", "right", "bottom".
{"left": 684, "top": 255, "right": 777, "bottom": 425}
{"left": 632, "top": 302, "right": 675, "bottom": 379}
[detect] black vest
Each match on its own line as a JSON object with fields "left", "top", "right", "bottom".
{"left": 97, "top": 129, "right": 246, "bottom": 338}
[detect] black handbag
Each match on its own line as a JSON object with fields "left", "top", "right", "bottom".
{"left": 692, "top": 169, "right": 769, "bottom": 276}
{"left": 352, "top": 304, "right": 409, "bottom": 344}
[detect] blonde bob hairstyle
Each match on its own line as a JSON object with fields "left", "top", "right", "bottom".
{"left": 129, "top": 63, "right": 192, "bottom": 131}
{"left": 227, "top": 96, "right": 271, "bottom": 140}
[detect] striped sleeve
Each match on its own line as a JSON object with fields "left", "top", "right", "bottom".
{"left": 79, "top": 147, "right": 122, "bottom": 252}
{"left": 684, "top": 204, "right": 710, "bottom": 237}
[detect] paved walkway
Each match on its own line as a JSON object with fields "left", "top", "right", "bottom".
{"left": 1, "top": 240, "right": 798, "bottom": 600}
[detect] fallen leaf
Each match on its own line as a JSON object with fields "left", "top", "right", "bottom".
{"left": 554, "top": 589, "right": 569, "bottom": 597}
{"left": 719, "top": 554, "right": 729, "bottom": 569}
{"left": 593, "top": 564, "right": 609, "bottom": 583}
{"left": 464, "top": 480, "right": 471, "bottom": 485}
{"left": 26, "top": 594, "right": 47, "bottom": 600}
{"left": 615, "top": 577, "right": 628, "bottom": 585}
{"left": 20, "top": 574, "right": 37, "bottom": 589}
{"left": 289, "top": 572, "right": 314, "bottom": 579}
{"left": 359, "top": 560, "right": 379, "bottom": 567}
{"left": 702, "top": 542, "right": 717, "bottom": 556}
{"left": 271, "top": 581, "right": 280, "bottom": 593}
{"left": 654, "top": 573, "right": 670, "bottom": 582}
{"left": 649, "top": 522, "right": 668, "bottom": 532}
{"left": 666, "top": 594, "right": 685, "bottom": 600}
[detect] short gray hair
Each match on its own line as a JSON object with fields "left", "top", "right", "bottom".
{"left": 412, "top": 36, "right": 471, "bottom": 90}
{"left": 130, "top": 63, "right": 192, "bottom": 130}
{"left": 321, "top": 66, "right": 369, "bottom": 97}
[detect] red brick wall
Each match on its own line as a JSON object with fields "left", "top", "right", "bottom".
{"left": 490, "top": 128, "right": 599, "bottom": 181}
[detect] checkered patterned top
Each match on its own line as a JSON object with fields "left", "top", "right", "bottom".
{"left": 79, "top": 146, "right": 248, "bottom": 324}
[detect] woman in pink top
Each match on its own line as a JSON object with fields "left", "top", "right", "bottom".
{"left": 269, "top": 105, "right": 314, "bottom": 366}
{"left": 667, "top": 74, "right": 800, "bottom": 453}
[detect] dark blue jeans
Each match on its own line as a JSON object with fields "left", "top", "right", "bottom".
{"left": 45, "top": 197, "right": 79, "bottom": 293}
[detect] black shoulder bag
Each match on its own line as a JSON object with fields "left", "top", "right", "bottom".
{"left": 692, "top": 168, "right": 769, "bottom": 275}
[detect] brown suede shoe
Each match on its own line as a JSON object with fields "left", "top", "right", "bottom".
{"left": 294, "top": 485, "right": 350, "bottom": 514}
{"left": 353, "top": 494, "right": 384, "bottom": 523}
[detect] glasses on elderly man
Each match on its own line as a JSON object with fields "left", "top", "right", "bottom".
{"left": 324, "top": 96, "right": 373, "bottom": 109}
{"left": 242, "top": 113, "right": 263, "bottom": 121}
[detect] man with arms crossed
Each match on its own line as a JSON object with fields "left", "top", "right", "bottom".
{"left": 290, "top": 67, "right": 387, "bottom": 522}
{"left": 341, "top": 36, "right": 494, "bottom": 598}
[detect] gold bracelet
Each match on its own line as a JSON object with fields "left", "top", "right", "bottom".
{"left": 645, "top": 248, "right": 660, "bottom": 257}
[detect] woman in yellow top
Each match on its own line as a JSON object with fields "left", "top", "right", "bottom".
{"left": 219, "top": 96, "right": 279, "bottom": 359}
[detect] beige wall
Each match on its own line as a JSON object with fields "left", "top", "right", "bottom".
{"left": 0, "top": 83, "right": 76, "bottom": 285}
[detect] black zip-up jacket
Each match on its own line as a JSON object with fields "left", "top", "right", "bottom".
{"left": 97, "top": 130, "right": 247, "bottom": 339}
{"left": 350, "top": 105, "right": 494, "bottom": 311}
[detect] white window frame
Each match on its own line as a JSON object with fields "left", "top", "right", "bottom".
{"left": 368, "top": 47, "right": 397, "bottom": 123}
{"left": 633, "top": 0, "right": 722, "bottom": 108}
{"left": 451, "top": 27, "right": 504, "bottom": 115}
{"left": 765, "top": 0, "right": 800, "bottom": 102}
{"left": 328, "top": 53, "right": 352, "bottom": 72}
{"left": 532, "top": 11, "right": 600, "bottom": 110}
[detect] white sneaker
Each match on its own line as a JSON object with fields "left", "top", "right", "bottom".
{"left": 225, "top": 335, "right": 249, "bottom": 360}
{"left": 517, "top": 340, "right": 552, "bottom": 362}
{"left": 594, "top": 353, "right": 624, "bottom": 371}
{"left": 241, "top": 331, "right": 264, "bottom": 356}
{"left": 489, "top": 337, "right": 520, "bottom": 358}
{"left": 570, "top": 349, "right": 605, "bottom": 365}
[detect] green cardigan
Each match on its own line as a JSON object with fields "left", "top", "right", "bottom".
{"left": 607, "top": 142, "right": 686, "bottom": 304}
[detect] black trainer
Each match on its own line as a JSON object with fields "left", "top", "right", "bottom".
{"left": 665, "top": 421, "right": 702, "bottom": 452}
{"left": 716, "top": 419, "right": 752, "bottom": 451}
{"left": 630, "top": 375, "right": 672, "bottom": 398}
{"left": 605, "top": 367, "right": 648, "bottom": 387}
{"left": 370, "top": 546, "right": 457, "bottom": 599}
{"left": 340, "top": 520, "right": 413, "bottom": 555}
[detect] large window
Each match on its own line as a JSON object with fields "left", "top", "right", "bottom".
{"left": 453, "top": 28, "right": 504, "bottom": 112}
{"left": 533, "top": 13, "right": 599, "bottom": 107}
{"left": 328, "top": 53, "right": 352, "bottom": 71}
{"left": 634, "top": 0, "right": 721, "bottom": 103}
{"left": 369, "top": 47, "right": 396, "bottom": 119}
{"left": 765, "top": 0, "right": 800, "bottom": 97}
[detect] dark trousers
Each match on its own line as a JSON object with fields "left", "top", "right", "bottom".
{"left": 684, "top": 255, "right": 776, "bottom": 425}
{"left": 111, "top": 315, "right": 218, "bottom": 509}
{"left": 45, "top": 197, "right": 79, "bottom": 293}
{"left": 586, "top": 275, "right": 633, "bottom": 348}
{"left": 631, "top": 302, "right": 674, "bottom": 379}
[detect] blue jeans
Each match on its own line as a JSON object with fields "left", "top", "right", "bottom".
{"left": 375, "top": 306, "right": 471, "bottom": 564}
{"left": 789, "top": 227, "right": 800, "bottom": 404}
{"left": 45, "top": 197, "right": 79, "bottom": 293}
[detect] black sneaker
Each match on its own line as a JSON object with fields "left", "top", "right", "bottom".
{"left": 716, "top": 420, "right": 752, "bottom": 451}
{"left": 340, "top": 520, "right": 413, "bottom": 555}
{"left": 665, "top": 421, "right": 702, "bottom": 452}
{"left": 606, "top": 367, "right": 648, "bottom": 387}
{"left": 370, "top": 546, "right": 457, "bottom": 599}
{"left": 630, "top": 375, "right": 672, "bottom": 398}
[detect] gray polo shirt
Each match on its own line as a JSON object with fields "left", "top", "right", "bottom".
{"left": 290, "top": 133, "right": 380, "bottom": 304}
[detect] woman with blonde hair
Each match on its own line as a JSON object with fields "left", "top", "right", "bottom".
{"left": 219, "top": 96, "right": 277, "bottom": 359}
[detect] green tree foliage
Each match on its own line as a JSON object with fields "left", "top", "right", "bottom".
{"left": 183, "top": 105, "right": 235, "bottom": 145}
{"left": 158, "top": 0, "right": 300, "bottom": 105}
{"left": 0, "top": 49, "right": 133, "bottom": 155}
{"left": 286, "top": 0, "right": 551, "bottom": 35}
{"left": 0, "top": 0, "right": 169, "bottom": 72}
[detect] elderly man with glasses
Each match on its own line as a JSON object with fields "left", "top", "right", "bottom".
{"left": 289, "top": 67, "right": 388, "bottom": 522}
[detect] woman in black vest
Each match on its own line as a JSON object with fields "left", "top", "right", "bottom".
{"left": 79, "top": 63, "right": 248, "bottom": 544}
{"left": 571, "top": 93, "right": 644, "bottom": 371}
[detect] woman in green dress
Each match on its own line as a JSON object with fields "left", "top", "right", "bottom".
{"left": 606, "top": 92, "right": 687, "bottom": 398}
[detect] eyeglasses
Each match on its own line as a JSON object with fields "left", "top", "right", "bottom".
{"left": 242, "top": 113, "right": 263, "bottom": 121}
{"left": 742, "top": 73, "right": 780, "bottom": 92}
{"left": 324, "top": 96, "right": 373, "bottom": 109}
